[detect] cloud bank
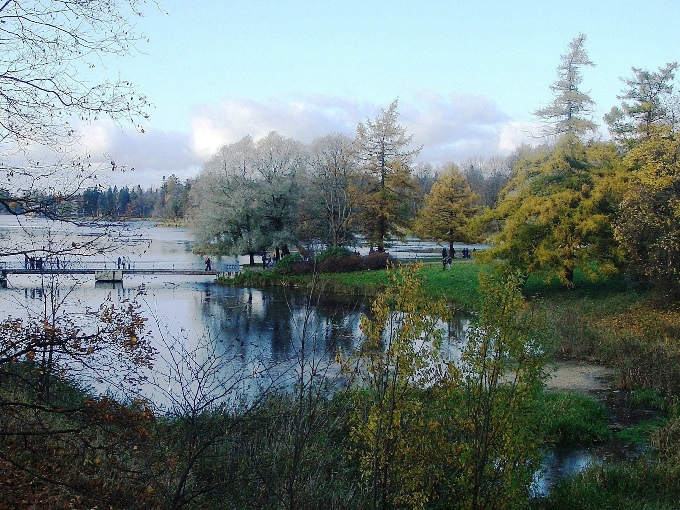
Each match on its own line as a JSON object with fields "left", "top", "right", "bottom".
{"left": 77, "top": 93, "right": 537, "bottom": 187}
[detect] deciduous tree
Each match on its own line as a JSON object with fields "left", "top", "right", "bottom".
{"left": 534, "top": 33, "right": 597, "bottom": 138}
{"left": 614, "top": 129, "right": 680, "bottom": 291}
{"left": 605, "top": 62, "right": 679, "bottom": 151}
{"left": 354, "top": 100, "right": 421, "bottom": 251}
{"left": 0, "top": 0, "right": 151, "bottom": 227}
{"left": 477, "top": 136, "right": 625, "bottom": 287}
{"left": 413, "top": 163, "right": 480, "bottom": 254}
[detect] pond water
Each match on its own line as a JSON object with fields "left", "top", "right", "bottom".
{"left": 0, "top": 216, "right": 645, "bottom": 496}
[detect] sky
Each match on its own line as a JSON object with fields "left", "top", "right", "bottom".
{"left": 80, "top": 0, "right": 680, "bottom": 187}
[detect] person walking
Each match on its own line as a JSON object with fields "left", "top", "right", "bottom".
{"left": 205, "top": 256, "right": 211, "bottom": 271}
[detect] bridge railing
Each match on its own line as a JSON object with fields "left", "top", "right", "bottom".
{"left": 0, "top": 259, "right": 240, "bottom": 273}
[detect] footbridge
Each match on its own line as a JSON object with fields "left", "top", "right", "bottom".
{"left": 0, "top": 261, "right": 240, "bottom": 286}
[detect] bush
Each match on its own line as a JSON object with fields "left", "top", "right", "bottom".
{"left": 276, "top": 249, "right": 394, "bottom": 275}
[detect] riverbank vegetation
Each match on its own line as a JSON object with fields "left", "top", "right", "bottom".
{"left": 3, "top": 12, "right": 680, "bottom": 507}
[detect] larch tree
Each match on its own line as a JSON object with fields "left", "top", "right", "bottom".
{"left": 605, "top": 62, "right": 679, "bottom": 150}
{"left": 413, "top": 163, "right": 480, "bottom": 254}
{"left": 477, "top": 136, "right": 625, "bottom": 287}
{"left": 534, "top": 33, "right": 597, "bottom": 139}
{"left": 354, "top": 99, "right": 421, "bottom": 251}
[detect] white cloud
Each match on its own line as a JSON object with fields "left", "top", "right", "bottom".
{"left": 188, "top": 93, "right": 537, "bottom": 169}
{"left": 43, "top": 93, "right": 539, "bottom": 189}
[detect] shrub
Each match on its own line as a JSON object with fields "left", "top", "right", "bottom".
{"left": 275, "top": 249, "right": 394, "bottom": 275}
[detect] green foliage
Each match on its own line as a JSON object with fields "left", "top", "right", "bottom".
{"left": 316, "top": 246, "right": 354, "bottom": 262}
{"left": 451, "top": 265, "right": 552, "bottom": 509}
{"left": 272, "top": 253, "right": 303, "bottom": 274}
{"left": 346, "top": 262, "right": 451, "bottom": 509}
{"left": 478, "top": 137, "right": 626, "bottom": 287}
{"left": 605, "top": 62, "right": 679, "bottom": 150}
{"left": 535, "top": 462, "right": 680, "bottom": 510}
{"left": 629, "top": 388, "right": 666, "bottom": 411}
{"left": 540, "top": 392, "right": 612, "bottom": 444}
{"left": 616, "top": 418, "right": 666, "bottom": 445}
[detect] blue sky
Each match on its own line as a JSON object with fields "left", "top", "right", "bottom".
{"left": 83, "top": 0, "right": 680, "bottom": 186}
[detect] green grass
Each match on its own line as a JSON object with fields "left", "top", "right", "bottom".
{"left": 540, "top": 391, "right": 612, "bottom": 445}
{"left": 534, "top": 462, "right": 680, "bottom": 510}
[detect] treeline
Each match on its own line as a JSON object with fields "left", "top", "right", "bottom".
{"left": 188, "top": 100, "right": 511, "bottom": 265}
{"left": 79, "top": 175, "right": 191, "bottom": 219}
{"left": 188, "top": 34, "right": 680, "bottom": 295}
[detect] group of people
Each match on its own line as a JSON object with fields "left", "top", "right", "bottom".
{"left": 24, "top": 254, "right": 48, "bottom": 271}
{"left": 441, "top": 246, "right": 475, "bottom": 269}
{"left": 117, "top": 256, "right": 131, "bottom": 270}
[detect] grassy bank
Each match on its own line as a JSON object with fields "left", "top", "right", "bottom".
{"left": 231, "top": 259, "right": 484, "bottom": 310}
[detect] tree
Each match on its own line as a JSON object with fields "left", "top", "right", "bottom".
{"left": 413, "top": 163, "right": 480, "bottom": 254}
{"left": 0, "top": 0, "right": 150, "bottom": 227}
{"left": 354, "top": 99, "right": 421, "bottom": 251}
{"left": 252, "top": 132, "right": 307, "bottom": 259}
{"left": 614, "top": 129, "right": 680, "bottom": 291}
{"left": 460, "top": 155, "right": 513, "bottom": 208}
{"left": 477, "top": 136, "right": 625, "bottom": 287}
{"left": 452, "top": 266, "right": 550, "bottom": 509}
{"left": 346, "top": 262, "right": 450, "bottom": 509}
{"left": 302, "top": 134, "right": 360, "bottom": 247}
{"left": 605, "top": 62, "right": 679, "bottom": 150}
{"left": 190, "top": 133, "right": 306, "bottom": 264}
{"left": 534, "top": 33, "right": 597, "bottom": 138}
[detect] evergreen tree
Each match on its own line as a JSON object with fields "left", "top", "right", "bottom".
{"left": 535, "top": 33, "right": 597, "bottom": 138}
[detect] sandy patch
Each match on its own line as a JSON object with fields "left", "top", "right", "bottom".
{"left": 545, "top": 361, "right": 616, "bottom": 393}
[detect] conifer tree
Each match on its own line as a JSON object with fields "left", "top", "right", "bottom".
{"left": 414, "top": 163, "right": 480, "bottom": 254}
{"left": 535, "top": 33, "right": 597, "bottom": 138}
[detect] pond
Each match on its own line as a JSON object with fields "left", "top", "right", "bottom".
{"left": 0, "top": 216, "right": 649, "bottom": 496}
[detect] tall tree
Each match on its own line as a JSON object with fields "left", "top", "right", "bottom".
{"left": 413, "top": 163, "right": 480, "bottom": 254}
{"left": 477, "top": 136, "right": 625, "bottom": 287}
{"left": 190, "top": 136, "right": 265, "bottom": 265}
{"left": 252, "top": 132, "right": 307, "bottom": 259}
{"left": 605, "top": 62, "right": 679, "bottom": 150}
{"left": 354, "top": 99, "right": 421, "bottom": 251}
{"left": 534, "top": 33, "right": 597, "bottom": 138}
{"left": 303, "top": 134, "right": 360, "bottom": 247}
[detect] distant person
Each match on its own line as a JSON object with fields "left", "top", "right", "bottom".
{"left": 205, "top": 256, "right": 211, "bottom": 271}
{"left": 262, "top": 254, "right": 267, "bottom": 269}
{"left": 117, "top": 256, "right": 121, "bottom": 269}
